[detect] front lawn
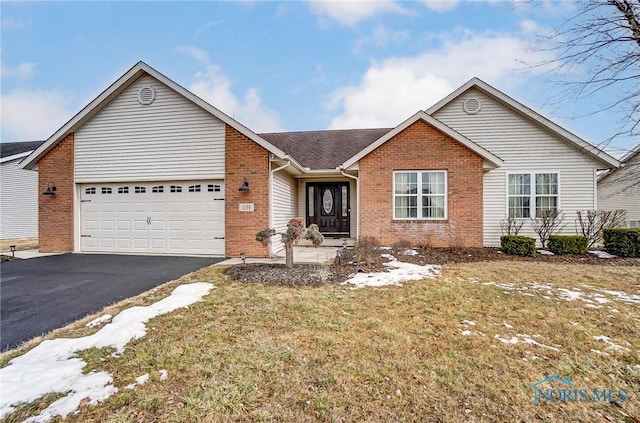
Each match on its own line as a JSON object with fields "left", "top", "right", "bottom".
{"left": 2, "top": 261, "right": 639, "bottom": 422}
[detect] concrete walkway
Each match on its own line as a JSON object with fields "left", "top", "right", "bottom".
{"left": 216, "top": 246, "right": 340, "bottom": 266}
{"left": 1, "top": 249, "right": 63, "bottom": 260}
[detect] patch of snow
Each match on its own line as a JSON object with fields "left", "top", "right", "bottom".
{"left": 494, "top": 334, "right": 560, "bottom": 351}
{"left": 343, "top": 260, "right": 441, "bottom": 288}
{"left": 557, "top": 288, "right": 583, "bottom": 301}
{"left": 0, "top": 282, "right": 214, "bottom": 421}
{"left": 592, "top": 296, "right": 610, "bottom": 304}
{"left": 596, "top": 289, "right": 640, "bottom": 305}
{"left": 159, "top": 369, "right": 168, "bottom": 381}
{"left": 593, "top": 335, "right": 629, "bottom": 352}
{"left": 459, "top": 330, "right": 473, "bottom": 336}
{"left": 537, "top": 249, "right": 555, "bottom": 256}
{"left": 402, "top": 249, "right": 419, "bottom": 256}
{"left": 86, "top": 314, "right": 112, "bottom": 328}
{"left": 502, "top": 322, "right": 513, "bottom": 329}
{"left": 588, "top": 250, "right": 616, "bottom": 259}
{"left": 125, "top": 373, "right": 150, "bottom": 390}
{"left": 590, "top": 349, "right": 610, "bottom": 356}
{"left": 461, "top": 320, "right": 476, "bottom": 326}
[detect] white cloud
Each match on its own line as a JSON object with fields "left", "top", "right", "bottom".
{"left": 326, "top": 31, "right": 549, "bottom": 129}
{"left": 353, "top": 25, "right": 410, "bottom": 53}
{"left": 1, "top": 62, "right": 35, "bottom": 79}
{"left": 190, "top": 65, "right": 282, "bottom": 133}
{"left": 423, "top": 0, "right": 459, "bottom": 12}
{"left": 175, "top": 46, "right": 210, "bottom": 64}
{"left": 1, "top": 89, "right": 74, "bottom": 141}
{"left": 309, "top": 0, "right": 411, "bottom": 26}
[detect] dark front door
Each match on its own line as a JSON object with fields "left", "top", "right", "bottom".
{"left": 306, "top": 182, "right": 350, "bottom": 237}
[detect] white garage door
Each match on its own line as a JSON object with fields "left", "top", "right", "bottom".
{"left": 80, "top": 181, "right": 225, "bottom": 255}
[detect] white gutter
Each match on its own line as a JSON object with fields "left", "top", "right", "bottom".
{"left": 269, "top": 159, "right": 291, "bottom": 257}
{"left": 340, "top": 168, "right": 359, "bottom": 240}
{"left": 2, "top": 151, "right": 34, "bottom": 164}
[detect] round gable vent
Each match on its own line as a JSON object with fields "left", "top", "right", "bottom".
{"left": 137, "top": 86, "right": 156, "bottom": 105}
{"left": 463, "top": 97, "right": 481, "bottom": 114}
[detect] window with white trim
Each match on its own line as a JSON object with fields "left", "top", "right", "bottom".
{"left": 630, "top": 220, "right": 640, "bottom": 228}
{"left": 508, "top": 173, "right": 559, "bottom": 218}
{"left": 393, "top": 171, "right": 447, "bottom": 219}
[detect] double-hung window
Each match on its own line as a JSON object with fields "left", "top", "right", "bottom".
{"left": 393, "top": 170, "right": 447, "bottom": 220}
{"left": 508, "top": 172, "right": 559, "bottom": 218}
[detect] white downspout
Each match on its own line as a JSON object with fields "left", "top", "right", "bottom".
{"left": 269, "top": 159, "right": 291, "bottom": 257}
{"left": 340, "top": 168, "right": 359, "bottom": 240}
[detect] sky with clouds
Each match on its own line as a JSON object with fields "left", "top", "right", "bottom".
{"left": 0, "top": 1, "right": 634, "bottom": 155}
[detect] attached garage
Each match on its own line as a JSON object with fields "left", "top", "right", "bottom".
{"left": 80, "top": 181, "right": 225, "bottom": 255}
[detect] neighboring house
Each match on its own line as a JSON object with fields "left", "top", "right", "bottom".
{"left": 598, "top": 144, "right": 640, "bottom": 227}
{"left": 20, "top": 62, "right": 620, "bottom": 257}
{"left": 1, "top": 141, "right": 45, "bottom": 241}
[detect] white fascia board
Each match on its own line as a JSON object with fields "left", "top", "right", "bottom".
{"left": 2, "top": 151, "right": 33, "bottom": 164}
{"left": 427, "top": 77, "right": 621, "bottom": 169}
{"left": 342, "top": 110, "right": 503, "bottom": 169}
{"left": 20, "top": 61, "right": 290, "bottom": 170}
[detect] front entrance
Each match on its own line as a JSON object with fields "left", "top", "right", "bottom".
{"left": 306, "top": 182, "right": 350, "bottom": 237}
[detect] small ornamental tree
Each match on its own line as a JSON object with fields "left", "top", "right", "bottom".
{"left": 256, "top": 218, "right": 324, "bottom": 268}
{"left": 531, "top": 210, "right": 565, "bottom": 248}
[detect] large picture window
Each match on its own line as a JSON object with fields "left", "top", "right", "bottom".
{"left": 508, "top": 173, "right": 559, "bottom": 218}
{"left": 394, "top": 171, "right": 447, "bottom": 220}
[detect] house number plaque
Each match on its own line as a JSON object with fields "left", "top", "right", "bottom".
{"left": 239, "top": 203, "right": 255, "bottom": 212}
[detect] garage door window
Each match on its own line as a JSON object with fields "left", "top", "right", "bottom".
{"left": 101, "top": 187, "right": 112, "bottom": 194}
{"left": 152, "top": 186, "right": 164, "bottom": 193}
{"left": 208, "top": 184, "right": 221, "bottom": 192}
{"left": 85, "top": 187, "right": 96, "bottom": 195}
{"left": 135, "top": 186, "right": 146, "bottom": 194}
{"left": 170, "top": 185, "right": 182, "bottom": 193}
{"left": 118, "top": 187, "right": 129, "bottom": 194}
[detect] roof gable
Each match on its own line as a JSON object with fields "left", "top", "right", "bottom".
{"left": 20, "top": 62, "right": 301, "bottom": 171}
{"left": 342, "top": 111, "right": 504, "bottom": 169}
{"left": 427, "top": 77, "right": 620, "bottom": 169}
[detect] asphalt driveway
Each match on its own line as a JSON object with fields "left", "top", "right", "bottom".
{"left": 0, "top": 254, "right": 223, "bottom": 352}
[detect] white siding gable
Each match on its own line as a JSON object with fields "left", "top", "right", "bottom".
{"left": 433, "top": 88, "right": 604, "bottom": 246}
{"left": 1, "top": 159, "right": 38, "bottom": 239}
{"left": 75, "top": 75, "right": 225, "bottom": 182}
{"left": 598, "top": 152, "right": 640, "bottom": 225}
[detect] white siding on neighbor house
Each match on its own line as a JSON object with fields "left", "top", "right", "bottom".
{"left": 271, "top": 170, "right": 298, "bottom": 255}
{"left": 297, "top": 177, "right": 357, "bottom": 239}
{"left": 433, "top": 88, "right": 605, "bottom": 247}
{"left": 75, "top": 75, "right": 225, "bottom": 182}
{"left": 598, "top": 152, "right": 640, "bottom": 225}
{"left": 1, "top": 159, "right": 38, "bottom": 239}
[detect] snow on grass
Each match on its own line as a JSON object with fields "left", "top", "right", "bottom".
{"left": 593, "top": 335, "right": 630, "bottom": 352}
{"left": 494, "top": 334, "right": 561, "bottom": 352}
{"left": 86, "top": 314, "right": 112, "bottom": 328}
{"left": 461, "top": 320, "right": 476, "bottom": 326}
{"left": 0, "top": 282, "right": 214, "bottom": 421}
{"left": 159, "top": 369, "right": 168, "bottom": 381}
{"left": 125, "top": 373, "right": 150, "bottom": 390}
{"left": 588, "top": 250, "right": 617, "bottom": 259}
{"left": 459, "top": 330, "right": 473, "bottom": 336}
{"left": 537, "top": 249, "right": 555, "bottom": 256}
{"left": 343, "top": 257, "right": 441, "bottom": 288}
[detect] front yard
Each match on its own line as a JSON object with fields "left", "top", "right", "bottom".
{"left": 2, "top": 260, "right": 639, "bottom": 422}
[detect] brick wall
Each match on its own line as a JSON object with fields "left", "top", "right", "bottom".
{"left": 359, "top": 119, "right": 484, "bottom": 247}
{"left": 225, "top": 125, "right": 270, "bottom": 257}
{"left": 39, "top": 133, "right": 75, "bottom": 252}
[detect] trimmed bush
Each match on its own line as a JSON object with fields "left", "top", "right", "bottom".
{"left": 603, "top": 228, "right": 640, "bottom": 257}
{"left": 500, "top": 235, "right": 536, "bottom": 257}
{"left": 548, "top": 235, "right": 588, "bottom": 255}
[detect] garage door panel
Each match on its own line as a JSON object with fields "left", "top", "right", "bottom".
{"left": 81, "top": 181, "right": 224, "bottom": 255}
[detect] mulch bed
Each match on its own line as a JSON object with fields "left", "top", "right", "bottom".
{"left": 0, "top": 255, "right": 17, "bottom": 262}
{"left": 225, "top": 248, "right": 639, "bottom": 286}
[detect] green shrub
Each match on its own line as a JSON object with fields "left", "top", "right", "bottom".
{"left": 500, "top": 235, "right": 536, "bottom": 257}
{"left": 603, "top": 228, "right": 640, "bottom": 257}
{"left": 547, "top": 235, "right": 588, "bottom": 255}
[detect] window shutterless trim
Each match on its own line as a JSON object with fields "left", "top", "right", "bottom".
{"left": 392, "top": 170, "right": 448, "bottom": 221}
{"left": 505, "top": 171, "right": 561, "bottom": 219}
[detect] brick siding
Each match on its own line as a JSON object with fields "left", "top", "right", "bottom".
{"left": 359, "top": 119, "right": 484, "bottom": 247}
{"left": 225, "top": 125, "right": 270, "bottom": 257}
{"left": 39, "top": 133, "right": 75, "bottom": 252}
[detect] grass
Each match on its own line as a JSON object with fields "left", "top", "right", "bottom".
{"left": 2, "top": 261, "right": 639, "bottom": 422}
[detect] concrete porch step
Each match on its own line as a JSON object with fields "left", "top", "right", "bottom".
{"left": 298, "top": 238, "right": 355, "bottom": 247}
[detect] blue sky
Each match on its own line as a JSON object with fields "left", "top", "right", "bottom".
{"left": 0, "top": 1, "right": 634, "bottom": 156}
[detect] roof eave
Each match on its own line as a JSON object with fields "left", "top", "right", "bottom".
{"left": 1, "top": 151, "right": 34, "bottom": 164}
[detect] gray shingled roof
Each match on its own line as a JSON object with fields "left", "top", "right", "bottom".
{"left": 260, "top": 128, "right": 392, "bottom": 170}
{"left": 1, "top": 141, "right": 45, "bottom": 159}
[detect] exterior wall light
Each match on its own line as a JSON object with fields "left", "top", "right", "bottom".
{"left": 42, "top": 182, "right": 57, "bottom": 196}
{"left": 10, "top": 245, "right": 16, "bottom": 257}
{"left": 238, "top": 177, "right": 250, "bottom": 192}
